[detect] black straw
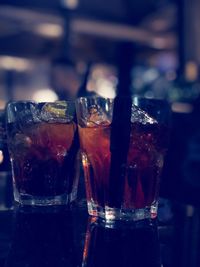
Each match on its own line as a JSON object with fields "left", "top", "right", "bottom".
{"left": 77, "top": 62, "right": 92, "bottom": 97}
{"left": 108, "top": 42, "right": 133, "bottom": 208}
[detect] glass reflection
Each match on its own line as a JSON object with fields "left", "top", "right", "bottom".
{"left": 82, "top": 218, "right": 161, "bottom": 267}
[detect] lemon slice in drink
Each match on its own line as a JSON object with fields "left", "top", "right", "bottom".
{"left": 40, "top": 101, "right": 73, "bottom": 123}
{"left": 44, "top": 102, "right": 67, "bottom": 117}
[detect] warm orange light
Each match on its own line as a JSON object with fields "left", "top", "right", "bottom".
{"left": 34, "top": 24, "right": 63, "bottom": 38}
{"left": 0, "top": 150, "right": 4, "bottom": 164}
{"left": 32, "top": 88, "right": 58, "bottom": 102}
{"left": 0, "top": 56, "right": 33, "bottom": 71}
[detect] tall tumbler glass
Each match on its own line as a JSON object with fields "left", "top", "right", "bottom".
{"left": 76, "top": 96, "right": 170, "bottom": 222}
{"left": 6, "top": 101, "right": 79, "bottom": 206}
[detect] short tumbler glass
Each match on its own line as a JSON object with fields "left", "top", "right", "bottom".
{"left": 76, "top": 96, "right": 170, "bottom": 221}
{"left": 6, "top": 101, "right": 79, "bottom": 206}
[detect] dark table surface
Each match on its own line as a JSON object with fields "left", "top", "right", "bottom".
{"left": 0, "top": 198, "right": 200, "bottom": 267}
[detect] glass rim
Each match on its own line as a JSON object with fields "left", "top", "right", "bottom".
{"left": 6, "top": 100, "right": 75, "bottom": 106}
{"left": 76, "top": 95, "right": 169, "bottom": 104}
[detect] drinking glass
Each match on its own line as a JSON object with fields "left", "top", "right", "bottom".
{"left": 76, "top": 96, "right": 170, "bottom": 221}
{"left": 0, "top": 110, "right": 13, "bottom": 210}
{"left": 6, "top": 101, "right": 79, "bottom": 206}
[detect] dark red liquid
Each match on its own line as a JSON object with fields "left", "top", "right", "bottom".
{"left": 79, "top": 122, "right": 167, "bottom": 209}
{"left": 7, "top": 122, "right": 77, "bottom": 196}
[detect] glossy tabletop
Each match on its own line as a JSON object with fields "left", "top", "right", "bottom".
{"left": 0, "top": 197, "right": 199, "bottom": 267}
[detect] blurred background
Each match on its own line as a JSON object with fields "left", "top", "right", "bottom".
{"left": 0, "top": 0, "right": 197, "bottom": 103}
{"left": 0, "top": 0, "right": 200, "bottom": 204}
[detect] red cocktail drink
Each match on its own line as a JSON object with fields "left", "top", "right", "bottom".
{"left": 76, "top": 97, "right": 169, "bottom": 221}
{"left": 7, "top": 101, "right": 79, "bottom": 205}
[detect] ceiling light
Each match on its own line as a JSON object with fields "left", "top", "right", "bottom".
{"left": 34, "top": 23, "right": 63, "bottom": 38}
{"left": 61, "top": 0, "right": 79, "bottom": 9}
{"left": 0, "top": 56, "right": 33, "bottom": 71}
{"left": 32, "top": 89, "right": 58, "bottom": 102}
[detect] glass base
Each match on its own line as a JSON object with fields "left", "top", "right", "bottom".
{"left": 14, "top": 190, "right": 77, "bottom": 206}
{"left": 87, "top": 201, "right": 158, "bottom": 222}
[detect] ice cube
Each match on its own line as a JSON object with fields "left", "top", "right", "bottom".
{"left": 17, "top": 102, "right": 40, "bottom": 127}
{"left": 40, "top": 102, "right": 73, "bottom": 123}
{"left": 131, "top": 105, "right": 158, "bottom": 124}
{"left": 31, "top": 103, "right": 42, "bottom": 123}
{"left": 86, "top": 106, "right": 110, "bottom": 127}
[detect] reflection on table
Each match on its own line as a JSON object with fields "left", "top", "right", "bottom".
{"left": 0, "top": 199, "right": 200, "bottom": 267}
{"left": 82, "top": 217, "right": 161, "bottom": 267}
{"left": 5, "top": 207, "right": 80, "bottom": 267}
